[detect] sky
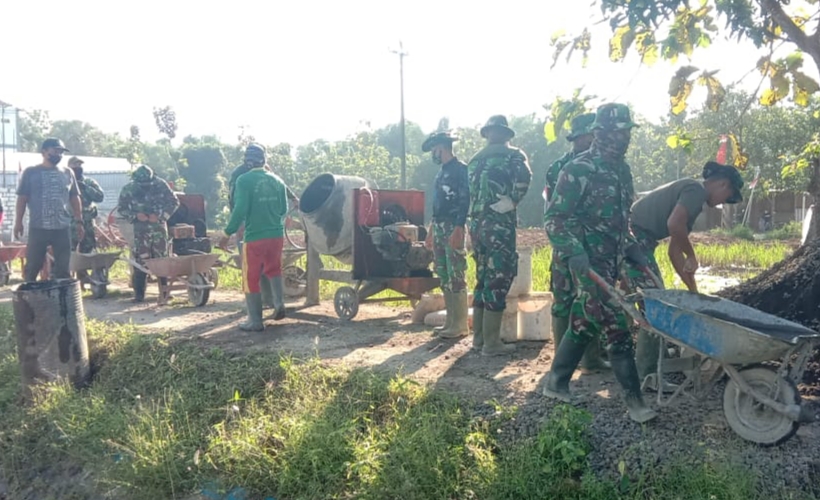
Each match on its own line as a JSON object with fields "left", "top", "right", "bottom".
{"left": 2, "top": 0, "right": 809, "bottom": 148}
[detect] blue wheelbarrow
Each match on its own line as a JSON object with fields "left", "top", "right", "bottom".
{"left": 589, "top": 270, "right": 820, "bottom": 446}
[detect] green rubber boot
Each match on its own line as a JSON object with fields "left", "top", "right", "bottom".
{"left": 552, "top": 315, "right": 569, "bottom": 351}
{"left": 636, "top": 328, "right": 679, "bottom": 393}
{"left": 240, "top": 293, "right": 264, "bottom": 331}
{"left": 435, "top": 291, "right": 453, "bottom": 334}
{"left": 610, "top": 348, "right": 659, "bottom": 424}
{"left": 260, "top": 275, "right": 275, "bottom": 309}
{"left": 543, "top": 336, "right": 588, "bottom": 402}
{"left": 270, "top": 276, "right": 286, "bottom": 320}
{"left": 481, "top": 310, "right": 515, "bottom": 356}
{"left": 472, "top": 306, "right": 484, "bottom": 352}
{"left": 440, "top": 291, "right": 469, "bottom": 338}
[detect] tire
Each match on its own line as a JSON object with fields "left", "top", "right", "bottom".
{"left": 187, "top": 273, "right": 211, "bottom": 307}
{"left": 723, "top": 365, "right": 800, "bottom": 446}
{"left": 334, "top": 286, "right": 359, "bottom": 320}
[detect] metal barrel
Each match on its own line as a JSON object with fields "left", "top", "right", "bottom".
{"left": 299, "top": 173, "right": 375, "bottom": 265}
{"left": 13, "top": 278, "right": 90, "bottom": 399}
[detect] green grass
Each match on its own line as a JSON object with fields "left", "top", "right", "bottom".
{"left": 0, "top": 309, "right": 811, "bottom": 499}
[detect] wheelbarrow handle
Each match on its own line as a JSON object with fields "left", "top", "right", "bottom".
{"left": 587, "top": 269, "right": 651, "bottom": 328}
{"left": 639, "top": 265, "right": 664, "bottom": 289}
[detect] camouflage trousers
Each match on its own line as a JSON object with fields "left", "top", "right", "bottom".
{"left": 432, "top": 220, "right": 467, "bottom": 293}
{"left": 132, "top": 223, "right": 170, "bottom": 265}
{"left": 549, "top": 247, "right": 573, "bottom": 319}
{"left": 622, "top": 225, "right": 663, "bottom": 291}
{"left": 469, "top": 218, "right": 517, "bottom": 312}
{"left": 565, "top": 258, "right": 633, "bottom": 354}
{"left": 71, "top": 218, "right": 98, "bottom": 253}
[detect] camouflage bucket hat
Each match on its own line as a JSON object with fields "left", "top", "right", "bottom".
{"left": 421, "top": 131, "right": 459, "bottom": 152}
{"left": 132, "top": 164, "right": 154, "bottom": 183}
{"left": 591, "top": 103, "right": 640, "bottom": 131}
{"left": 480, "top": 115, "right": 515, "bottom": 139}
{"left": 566, "top": 113, "right": 596, "bottom": 141}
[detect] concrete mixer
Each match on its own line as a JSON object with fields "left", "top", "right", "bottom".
{"left": 300, "top": 173, "right": 440, "bottom": 320}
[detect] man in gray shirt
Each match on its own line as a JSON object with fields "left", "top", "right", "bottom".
{"left": 15, "top": 138, "right": 84, "bottom": 282}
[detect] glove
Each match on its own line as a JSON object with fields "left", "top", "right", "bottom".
{"left": 567, "top": 253, "right": 590, "bottom": 277}
{"left": 624, "top": 243, "right": 648, "bottom": 268}
{"left": 489, "top": 195, "right": 515, "bottom": 214}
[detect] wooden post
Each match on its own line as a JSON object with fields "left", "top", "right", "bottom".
{"left": 305, "top": 232, "right": 321, "bottom": 306}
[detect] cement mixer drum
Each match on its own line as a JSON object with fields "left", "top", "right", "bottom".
{"left": 299, "top": 173, "right": 376, "bottom": 264}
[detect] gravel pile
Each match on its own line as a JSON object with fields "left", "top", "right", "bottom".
{"left": 476, "top": 377, "right": 820, "bottom": 498}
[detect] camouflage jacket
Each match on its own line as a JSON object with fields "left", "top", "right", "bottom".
{"left": 544, "top": 150, "right": 637, "bottom": 264}
{"left": 117, "top": 178, "right": 180, "bottom": 224}
{"left": 467, "top": 144, "right": 532, "bottom": 224}
{"left": 432, "top": 157, "right": 470, "bottom": 226}
{"left": 544, "top": 152, "right": 573, "bottom": 208}
{"left": 77, "top": 176, "right": 105, "bottom": 220}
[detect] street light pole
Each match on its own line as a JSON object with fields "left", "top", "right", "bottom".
{"left": 0, "top": 102, "right": 9, "bottom": 189}
{"left": 389, "top": 42, "right": 408, "bottom": 189}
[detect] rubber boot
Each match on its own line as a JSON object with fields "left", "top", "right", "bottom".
{"left": 132, "top": 268, "right": 147, "bottom": 302}
{"left": 609, "top": 349, "right": 659, "bottom": 423}
{"left": 552, "top": 315, "right": 568, "bottom": 350}
{"left": 481, "top": 310, "right": 515, "bottom": 356}
{"left": 440, "top": 291, "right": 469, "bottom": 338}
{"left": 580, "top": 337, "right": 611, "bottom": 372}
{"left": 240, "top": 293, "right": 265, "bottom": 331}
{"left": 543, "top": 337, "right": 588, "bottom": 402}
{"left": 434, "top": 291, "right": 453, "bottom": 334}
{"left": 636, "top": 329, "right": 679, "bottom": 394}
{"left": 260, "top": 275, "right": 275, "bottom": 309}
{"left": 270, "top": 276, "right": 286, "bottom": 320}
{"left": 471, "top": 307, "right": 484, "bottom": 352}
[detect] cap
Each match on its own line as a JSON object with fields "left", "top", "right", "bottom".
{"left": 591, "top": 103, "right": 640, "bottom": 131}
{"left": 68, "top": 156, "right": 84, "bottom": 166}
{"left": 41, "top": 138, "right": 69, "bottom": 152}
{"left": 703, "top": 161, "right": 744, "bottom": 204}
{"left": 421, "top": 131, "right": 459, "bottom": 152}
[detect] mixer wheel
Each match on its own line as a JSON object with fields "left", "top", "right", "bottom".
{"left": 334, "top": 286, "right": 359, "bottom": 321}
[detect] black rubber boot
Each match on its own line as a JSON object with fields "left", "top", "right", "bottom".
{"left": 132, "top": 268, "right": 147, "bottom": 302}
{"left": 636, "top": 328, "right": 679, "bottom": 394}
{"left": 609, "top": 349, "right": 659, "bottom": 423}
{"left": 552, "top": 315, "right": 568, "bottom": 350}
{"left": 471, "top": 307, "right": 484, "bottom": 352}
{"left": 543, "top": 337, "right": 589, "bottom": 402}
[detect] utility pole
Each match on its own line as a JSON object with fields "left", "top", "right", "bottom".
{"left": 0, "top": 101, "right": 10, "bottom": 189}
{"left": 389, "top": 42, "right": 408, "bottom": 189}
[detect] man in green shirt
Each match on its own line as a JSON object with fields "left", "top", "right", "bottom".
{"left": 223, "top": 163, "right": 290, "bottom": 331}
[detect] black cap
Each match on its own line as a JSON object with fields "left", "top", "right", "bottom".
{"left": 703, "top": 161, "right": 744, "bottom": 204}
{"left": 41, "top": 138, "right": 69, "bottom": 152}
{"left": 421, "top": 131, "right": 459, "bottom": 153}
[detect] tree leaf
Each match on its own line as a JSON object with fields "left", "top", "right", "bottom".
{"left": 667, "top": 134, "right": 680, "bottom": 149}
{"left": 551, "top": 40, "right": 571, "bottom": 69}
{"left": 634, "top": 31, "right": 659, "bottom": 66}
{"left": 544, "top": 121, "right": 559, "bottom": 143}
{"left": 668, "top": 66, "right": 698, "bottom": 115}
{"left": 609, "top": 24, "right": 636, "bottom": 62}
{"left": 696, "top": 71, "right": 725, "bottom": 111}
{"left": 759, "top": 88, "right": 778, "bottom": 106}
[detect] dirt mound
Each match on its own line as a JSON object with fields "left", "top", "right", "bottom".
{"left": 718, "top": 239, "right": 820, "bottom": 331}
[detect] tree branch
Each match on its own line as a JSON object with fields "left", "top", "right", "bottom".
{"left": 760, "top": 0, "right": 810, "bottom": 52}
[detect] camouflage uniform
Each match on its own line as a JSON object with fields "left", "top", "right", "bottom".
{"left": 468, "top": 142, "right": 532, "bottom": 311}
{"left": 70, "top": 175, "right": 105, "bottom": 253}
{"left": 117, "top": 165, "right": 180, "bottom": 300}
{"left": 431, "top": 157, "right": 469, "bottom": 292}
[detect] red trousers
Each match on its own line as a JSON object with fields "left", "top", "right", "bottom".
{"left": 242, "top": 237, "right": 284, "bottom": 293}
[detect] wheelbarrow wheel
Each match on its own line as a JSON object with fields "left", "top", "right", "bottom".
{"left": 90, "top": 268, "right": 108, "bottom": 299}
{"left": 0, "top": 261, "right": 10, "bottom": 286}
{"left": 334, "top": 286, "right": 359, "bottom": 321}
{"left": 188, "top": 273, "right": 211, "bottom": 307}
{"left": 283, "top": 265, "right": 306, "bottom": 298}
{"left": 723, "top": 366, "right": 800, "bottom": 446}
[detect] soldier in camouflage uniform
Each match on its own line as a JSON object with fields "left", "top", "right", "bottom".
{"left": 468, "top": 115, "right": 532, "bottom": 356}
{"left": 543, "top": 103, "right": 657, "bottom": 423}
{"left": 68, "top": 157, "right": 105, "bottom": 254}
{"left": 117, "top": 165, "right": 180, "bottom": 302}
{"left": 544, "top": 113, "right": 609, "bottom": 371}
{"left": 422, "top": 131, "right": 470, "bottom": 338}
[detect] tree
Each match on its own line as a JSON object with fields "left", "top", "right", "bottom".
{"left": 153, "top": 106, "right": 178, "bottom": 141}
{"left": 17, "top": 109, "right": 51, "bottom": 152}
{"left": 179, "top": 137, "right": 227, "bottom": 224}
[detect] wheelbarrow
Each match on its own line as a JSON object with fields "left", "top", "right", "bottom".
{"left": 590, "top": 270, "right": 820, "bottom": 446}
{"left": 128, "top": 253, "right": 219, "bottom": 306}
{"left": 69, "top": 251, "right": 122, "bottom": 299}
{"left": 0, "top": 245, "right": 26, "bottom": 285}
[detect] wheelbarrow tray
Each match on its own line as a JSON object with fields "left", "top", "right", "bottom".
{"left": 70, "top": 251, "right": 122, "bottom": 272}
{"left": 143, "top": 254, "right": 219, "bottom": 278}
{"left": 0, "top": 245, "right": 26, "bottom": 261}
{"left": 641, "top": 289, "right": 820, "bottom": 365}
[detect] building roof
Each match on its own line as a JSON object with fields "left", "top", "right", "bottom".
{"left": 6, "top": 152, "right": 131, "bottom": 174}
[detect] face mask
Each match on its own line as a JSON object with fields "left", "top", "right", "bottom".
{"left": 432, "top": 150, "right": 442, "bottom": 165}
{"left": 48, "top": 154, "right": 62, "bottom": 165}
{"left": 594, "top": 129, "right": 631, "bottom": 159}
